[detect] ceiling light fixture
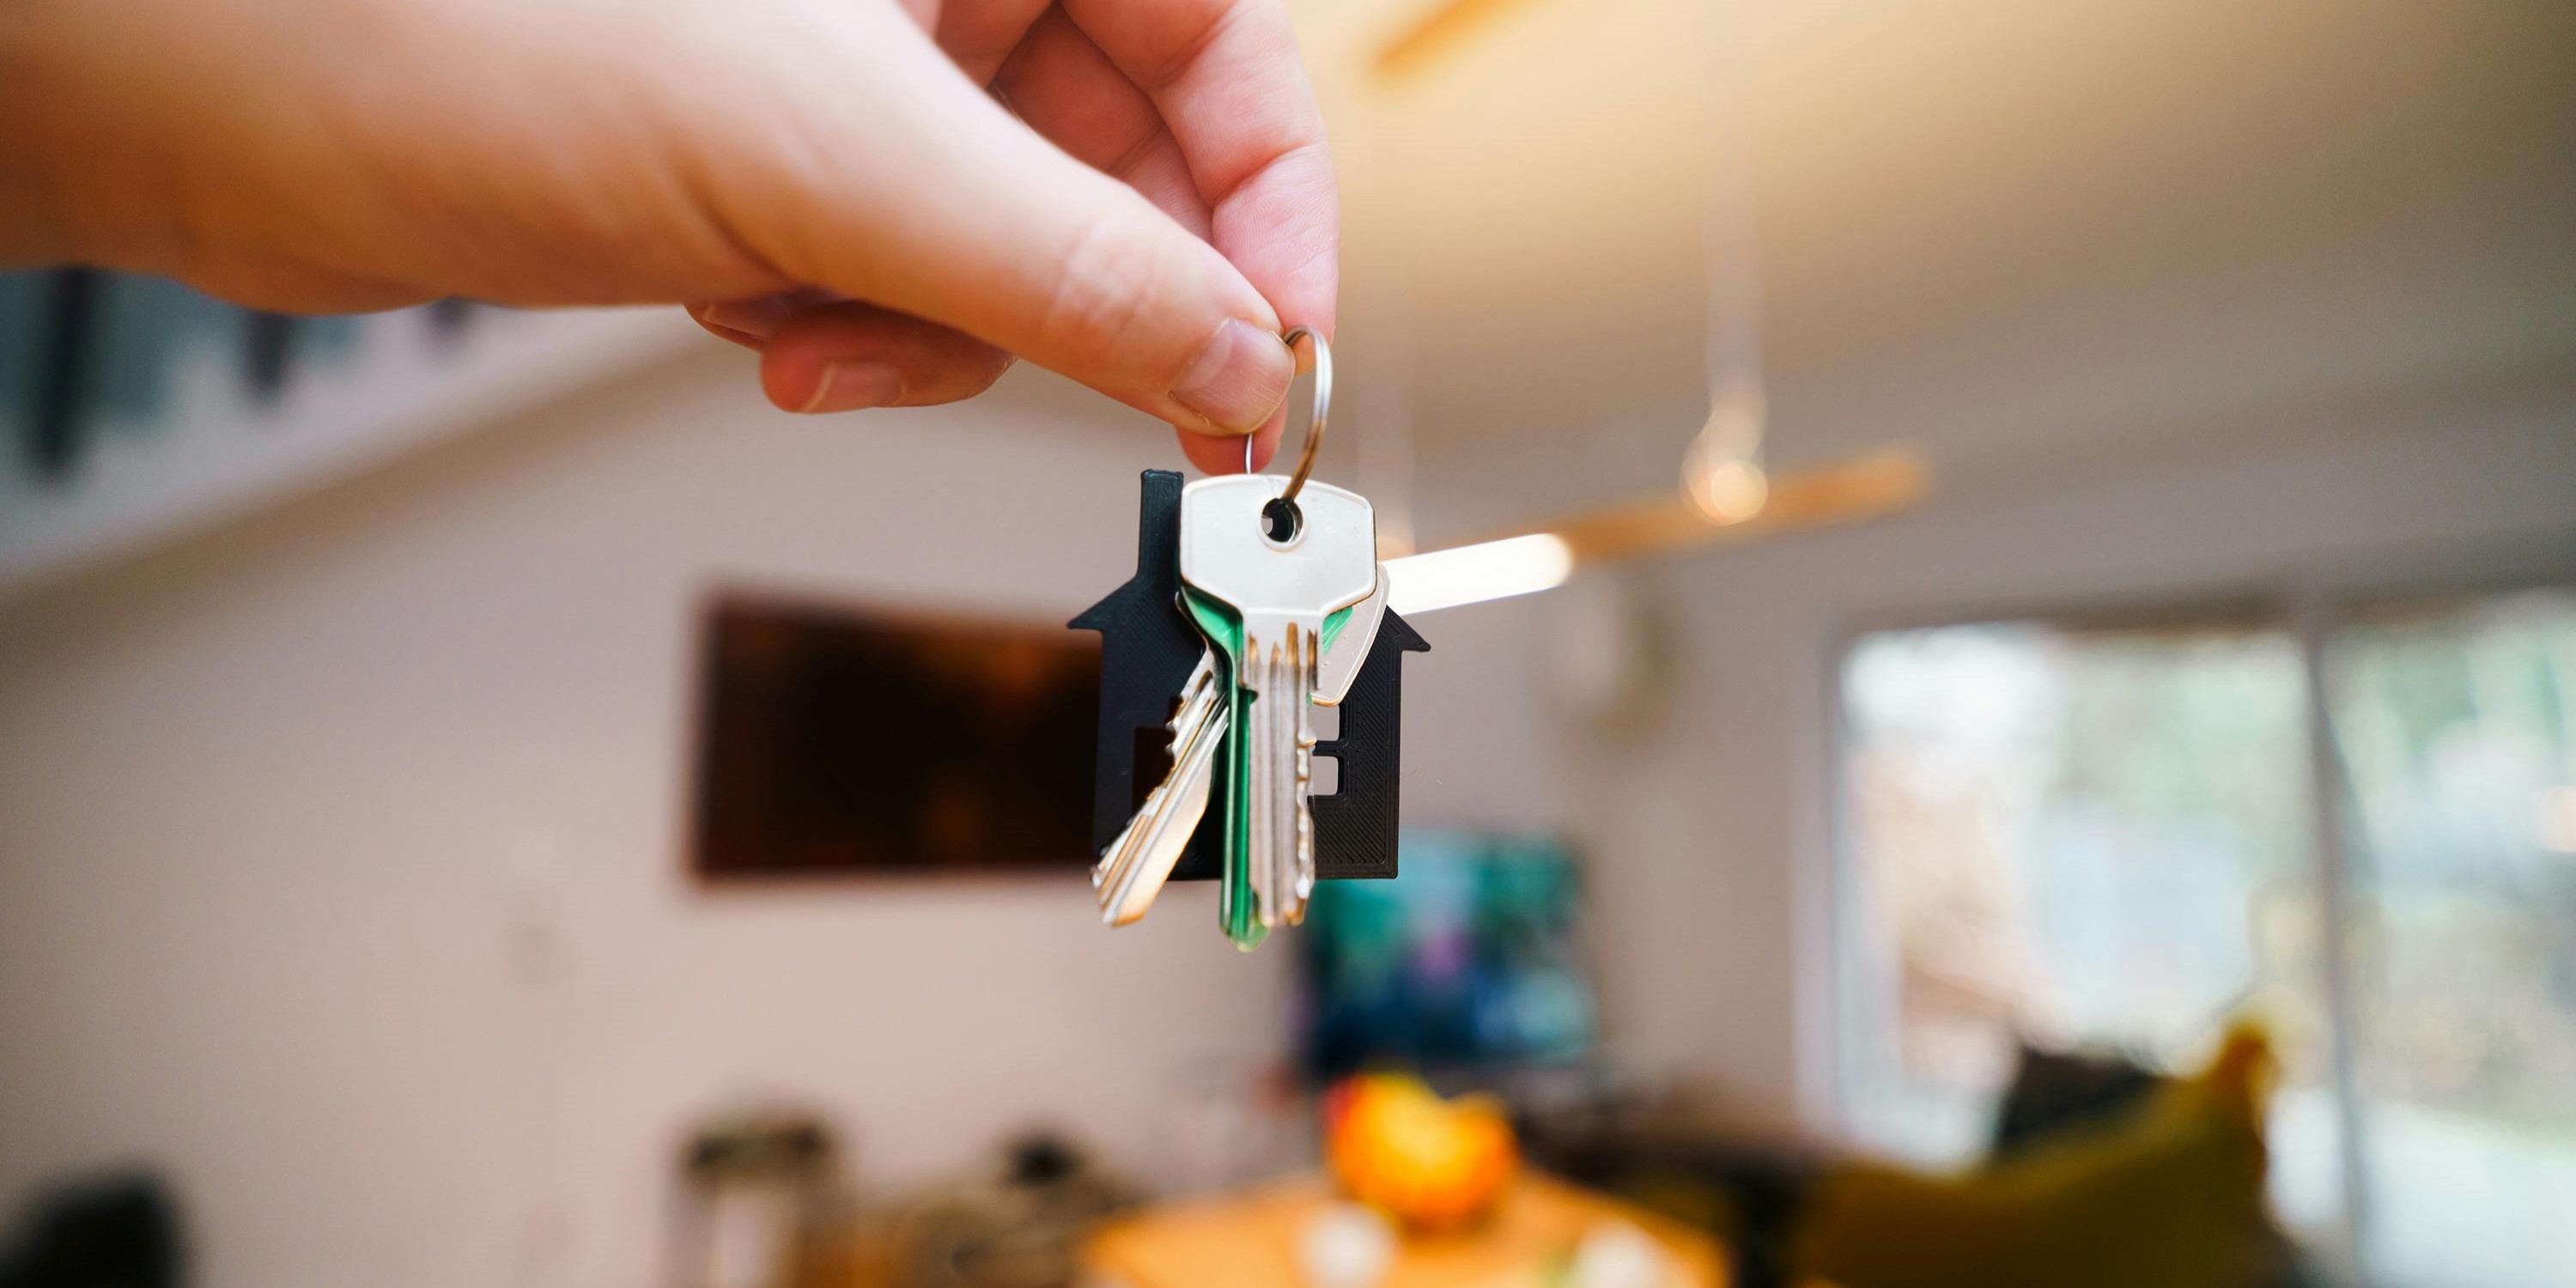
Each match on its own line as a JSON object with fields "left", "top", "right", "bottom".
{"left": 1381, "top": 452, "right": 1928, "bottom": 615}
{"left": 1374, "top": 0, "right": 1541, "bottom": 82}
{"left": 1680, "top": 0, "right": 1772, "bottom": 526}
{"left": 1384, "top": 533, "right": 1574, "bottom": 615}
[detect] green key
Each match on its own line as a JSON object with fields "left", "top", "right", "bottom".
{"left": 1178, "top": 595, "right": 1350, "bottom": 949}
{"left": 1183, "top": 588, "right": 1265, "bottom": 950}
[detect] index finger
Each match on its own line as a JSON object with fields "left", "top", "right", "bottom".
{"left": 1058, "top": 0, "right": 1339, "bottom": 340}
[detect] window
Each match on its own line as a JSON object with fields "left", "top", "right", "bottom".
{"left": 2330, "top": 592, "right": 2576, "bottom": 1288}
{"left": 1834, "top": 586, "right": 2576, "bottom": 1288}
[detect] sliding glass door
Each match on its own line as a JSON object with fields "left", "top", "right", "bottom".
{"left": 1833, "top": 584, "right": 2576, "bottom": 1287}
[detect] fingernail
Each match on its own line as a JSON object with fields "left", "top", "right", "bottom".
{"left": 1172, "top": 319, "right": 1291, "bottom": 434}
{"left": 799, "top": 362, "right": 903, "bottom": 413}
{"left": 694, "top": 298, "right": 790, "bottom": 339}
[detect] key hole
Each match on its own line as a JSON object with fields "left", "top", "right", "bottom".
{"left": 1261, "top": 497, "right": 1302, "bottom": 544}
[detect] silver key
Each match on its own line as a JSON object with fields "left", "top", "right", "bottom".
{"left": 1179, "top": 476, "right": 1377, "bottom": 933}
{"left": 1242, "top": 621, "right": 1315, "bottom": 926}
{"left": 1091, "top": 651, "right": 1224, "bottom": 926}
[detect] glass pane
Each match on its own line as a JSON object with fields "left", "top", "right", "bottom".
{"left": 1837, "top": 620, "right": 2341, "bottom": 1236}
{"left": 2329, "top": 588, "right": 2576, "bottom": 1288}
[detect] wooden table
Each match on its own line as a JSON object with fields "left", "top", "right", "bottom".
{"left": 1083, "top": 1172, "right": 1728, "bottom": 1288}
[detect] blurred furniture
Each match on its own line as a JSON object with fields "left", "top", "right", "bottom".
{"left": 1795, "top": 1028, "right": 2307, "bottom": 1288}
{"left": 1081, "top": 1172, "right": 1728, "bottom": 1288}
{"left": 1523, "top": 1030, "right": 2311, "bottom": 1288}
{"left": 668, "top": 1112, "right": 852, "bottom": 1288}
{"left": 0, "top": 1172, "right": 183, "bottom": 1288}
{"left": 871, "top": 1134, "right": 1136, "bottom": 1288}
{"left": 1519, "top": 1112, "right": 1822, "bottom": 1288}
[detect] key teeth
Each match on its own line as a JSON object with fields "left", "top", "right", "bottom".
{"left": 1249, "top": 625, "right": 1321, "bottom": 933}
{"left": 1295, "top": 626, "right": 1318, "bottom": 910}
{"left": 1262, "top": 635, "right": 1285, "bottom": 931}
{"left": 1096, "top": 661, "right": 1226, "bottom": 928}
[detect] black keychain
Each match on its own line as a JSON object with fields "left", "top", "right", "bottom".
{"left": 1072, "top": 469, "right": 1426, "bottom": 885}
{"left": 1072, "top": 331, "right": 1427, "bottom": 944}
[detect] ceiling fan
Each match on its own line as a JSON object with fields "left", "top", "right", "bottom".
{"left": 1385, "top": 450, "right": 1929, "bottom": 615}
{"left": 1357, "top": 0, "right": 1933, "bottom": 613}
{"left": 1373, "top": 0, "right": 1546, "bottom": 82}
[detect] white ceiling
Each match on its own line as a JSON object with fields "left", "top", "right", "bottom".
{"left": 1293, "top": 0, "right": 2576, "bottom": 538}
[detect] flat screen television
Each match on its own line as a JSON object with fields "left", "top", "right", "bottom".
{"left": 690, "top": 595, "right": 1100, "bottom": 878}
{"left": 1298, "top": 830, "right": 1597, "bottom": 1081}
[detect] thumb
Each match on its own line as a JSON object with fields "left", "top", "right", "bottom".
{"left": 755, "top": 14, "right": 1295, "bottom": 440}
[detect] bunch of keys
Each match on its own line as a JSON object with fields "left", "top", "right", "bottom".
{"left": 1072, "top": 329, "right": 1428, "bottom": 950}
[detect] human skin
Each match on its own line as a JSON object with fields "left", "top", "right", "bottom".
{"left": 0, "top": 0, "right": 1338, "bottom": 471}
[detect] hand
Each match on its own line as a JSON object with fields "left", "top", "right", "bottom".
{"left": 0, "top": 0, "right": 1336, "bottom": 472}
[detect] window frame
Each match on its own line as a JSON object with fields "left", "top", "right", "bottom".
{"left": 1815, "top": 532, "right": 2576, "bottom": 1287}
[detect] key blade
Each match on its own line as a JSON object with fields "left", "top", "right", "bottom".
{"left": 1100, "top": 701, "right": 1224, "bottom": 926}
{"left": 1094, "top": 659, "right": 1221, "bottom": 923}
{"left": 1265, "top": 627, "right": 1316, "bottom": 927}
{"left": 1248, "top": 637, "right": 1275, "bottom": 928}
{"left": 1292, "top": 627, "right": 1319, "bottom": 914}
{"left": 1243, "top": 624, "right": 1323, "bottom": 931}
{"left": 1164, "top": 652, "right": 1220, "bottom": 758}
{"left": 1176, "top": 590, "right": 1265, "bottom": 951}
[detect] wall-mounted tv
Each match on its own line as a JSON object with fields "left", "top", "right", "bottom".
{"left": 690, "top": 595, "right": 1101, "bottom": 878}
{"left": 1299, "top": 830, "right": 1597, "bottom": 1081}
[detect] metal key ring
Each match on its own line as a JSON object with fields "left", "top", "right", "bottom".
{"left": 1275, "top": 325, "right": 1331, "bottom": 505}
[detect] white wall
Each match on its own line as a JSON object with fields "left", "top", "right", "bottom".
{"left": 1, "top": 325, "right": 2569, "bottom": 1288}
{"left": 0, "top": 344, "right": 1553, "bottom": 1288}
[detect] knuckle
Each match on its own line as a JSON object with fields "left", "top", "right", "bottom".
{"left": 1032, "top": 211, "right": 1170, "bottom": 380}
